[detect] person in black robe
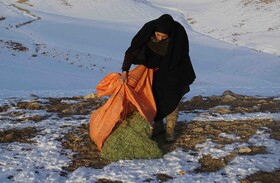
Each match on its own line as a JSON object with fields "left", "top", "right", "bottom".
{"left": 119, "top": 14, "right": 196, "bottom": 142}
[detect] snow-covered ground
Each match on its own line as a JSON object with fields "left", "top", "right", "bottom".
{"left": 1, "top": 0, "right": 280, "bottom": 182}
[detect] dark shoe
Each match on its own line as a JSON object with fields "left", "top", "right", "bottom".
{"left": 152, "top": 120, "right": 165, "bottom": 138}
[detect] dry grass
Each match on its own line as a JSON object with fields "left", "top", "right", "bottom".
{"left": 260, "top": 0, "right": 275, "bottom": 3}
{"left": 243, "top": 0, "right": 275, "bottom": 6}
{"left": 17, "top": 0, "right": 28, "bottom": 3}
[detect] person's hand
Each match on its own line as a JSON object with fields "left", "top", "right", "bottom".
{"left": 119, "top": 71, "right": 128, "bottom": 84}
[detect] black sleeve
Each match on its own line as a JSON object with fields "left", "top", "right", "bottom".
{"left": 121, "top": 48, "right": 140, "bottom": 72}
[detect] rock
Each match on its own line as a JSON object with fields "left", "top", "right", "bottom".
{"left": 222, "top": 90, "right": 242, "bottom": 98}
{"left": 29, "top": 94, "right": 39, "bottom": 98}
{"left": 238, "top": 147, "right": 252, "bottom": 154}
{"left": 222, "top": 95, "right": 237, "bottom": 103}
{"left": 84, "top": 93, "right": 97, "bottom": 100}
{"left": 193, "top": 127, "right": 204, "bottom": 133}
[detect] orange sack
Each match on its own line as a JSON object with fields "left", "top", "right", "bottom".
{"left": 89, "top": 65, "right": 156, "bottom": 150}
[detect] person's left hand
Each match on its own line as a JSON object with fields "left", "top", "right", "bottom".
{"left": 119, "top": 71, "right": 128, "bottom": 84}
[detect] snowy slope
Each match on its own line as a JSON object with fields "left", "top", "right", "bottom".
{"left": 149, "top": 0, "right": 280, "bottom": 56}
{"left": 1, "top": 0, "right": 280, "bottom": 182}
{"left": 1, "top": 0, "right": 279, "bottom": 99}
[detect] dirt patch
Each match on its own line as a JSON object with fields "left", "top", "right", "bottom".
{"left": 60, "top": 119, "right": 277, "bottom": 173}
{"left": 154, "top": 173, "right": 173, "bottom": 182}
{"left": 0, "top": 127, "right": 39, "bottom": 143}
{"left": 11, "top": 95, "right": 105, "bottom": 119}
{"left": 96, "top": 179, "right": 122, "bottom": 183}
{"left": 59, "top": 92, "right": 280, "bottom": 178}
{"left": 241, "top": 169, "right": 280, "bottom": 183}
{"left": 16, "top": 100, "right": 47, "bottom": 110}
{"left": 1, "top": 91, "right": 280, "bottom": 181}
{"left": 61, "top": 124, "right": 110, "bottom": 171}
{"left": 180, "top": 90, "right": 280, "bottom": 114}
{"left": 45, "top": 96, "right": 105, "bottom": 118}
{"left": 165, "top": 119, "right": 272, "bottom": 153}
{"left": 266, "top": 122, "right": 280, "bottom": 141}
{"left": 3, "top": 40, "right": 29, "bottom": 52}
{"left": 195, "top": 154, "right": 236, "bottom": 172}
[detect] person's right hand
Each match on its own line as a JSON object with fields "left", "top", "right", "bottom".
{"left": 119, "top": 71, "right": 128, "bottom": 84}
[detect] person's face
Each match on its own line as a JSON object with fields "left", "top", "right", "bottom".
{"left": 154, "top": 32, "right": 169, "bottom": 42}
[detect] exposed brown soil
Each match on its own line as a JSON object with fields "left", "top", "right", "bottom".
{"left": 58, "top": 91, "right": 280, "bottom": 182}
{"left": 241, "top": 169, "right": 280, "bottom": 183}
{"left": 61, "top": 124, "right": 111, "bottom": 171}
{"left": 0, "top": 127, "right": 39, "bottom": 143}
{"left": 1, "top": 91, "right": 280, "bottom": 182}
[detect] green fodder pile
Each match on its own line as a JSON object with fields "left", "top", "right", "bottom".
{"left": 101, "top": 112, "right": 162, "bottom": 161}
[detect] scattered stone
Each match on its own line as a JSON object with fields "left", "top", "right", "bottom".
{"left": 238, "top": 147, "right": 252, "bottom": 154}
{"left": 222, "top": 90, "right": 243, "bottom": 98}
{"left": 4, "top": 40, "right": 28, "bottom": 52}
{"left": 7, "top": 175, "right": 14, "bottom": 180}
{"left": 84, "top": 93, "right": 97, "bottom": 99}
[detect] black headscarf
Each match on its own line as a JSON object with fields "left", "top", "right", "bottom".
{"left": 125, "top": 14, "right": 196, "bottom": 121}
{"left": 154, "top": 15, "right": 173, "bottom": 35}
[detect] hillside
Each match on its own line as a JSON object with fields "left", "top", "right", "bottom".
{"left": 0, "top": 0, "right": 280, "bottom": 182}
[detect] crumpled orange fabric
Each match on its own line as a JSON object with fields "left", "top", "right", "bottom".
{"left": 89, "top": 65, "right": 156, "bottom": 150}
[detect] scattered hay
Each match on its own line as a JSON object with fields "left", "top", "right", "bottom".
{"left": 61, "top": 124, "right": 110, "bottom": 171}
{"left": 101, "top": 112, "right": 162, "bottom": 161}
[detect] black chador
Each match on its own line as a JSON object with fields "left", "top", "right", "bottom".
{"left": 122, "top": 14, "right": 196, "bottom": 121}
